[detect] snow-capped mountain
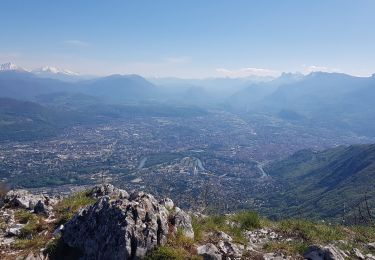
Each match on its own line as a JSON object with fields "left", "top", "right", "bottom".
{"left": 32, "top": 66, "right": 79, "bottom": 76}
{"left": 0, "top": 62, "right": 26, "bottom": 72}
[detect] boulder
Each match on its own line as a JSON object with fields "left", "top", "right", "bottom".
{"left": 217, "top": 240, "right": 244, "bottom": 259}
{"left": 62, "top": 191, "right": 192, "bottom": 259}
{"left": 304, "top": 244, "right": 346, "bottom": 260}
{"left": 197, "top": 243, "right": 222, "bottom": 260}
{"left": 88, "top": 183, "right": 129, "bottom": 199}
{"left": 6, "top": 223, "right": 25, "bottom": 237}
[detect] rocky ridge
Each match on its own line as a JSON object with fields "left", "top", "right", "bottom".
{"left": 0, "top": 184, "right": 374, "bottom": 259}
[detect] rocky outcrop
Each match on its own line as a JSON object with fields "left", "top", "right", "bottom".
{"left": 169, "top": 206, "right": 195, "bottom": 239}
{"left": 4, "top": 189, "right": 45, "bottom": 210}
{"left": 62, "top": 190, "right": 193, "bottom": 259}
{"left": 3, "top": 189, "right": 58, "bottom": 217}
{"left": 88, "top": 183, "right": 129, "bottom": 199}
{"left": 197, "top": 231, "right": 245, "bottom": 259}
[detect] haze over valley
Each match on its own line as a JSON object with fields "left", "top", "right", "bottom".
{"left": 1, "top": 1, "right": 375, "bottom": 259}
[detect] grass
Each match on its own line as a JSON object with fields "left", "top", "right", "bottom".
{"left": 146, "top": 228, "right": 201, "bottom": 260}
{"left": 14, "top": 209, "right": 34, "bottom": 224}
{"left": 12, "top": 235, "right": 49, "bottom": 250}
{"left": 263, "top": 240, "right": 309, "bottom": 255}
{"left": 192, "top": 211, "right": 262, "bottom": 244}
{"left": 54, "top": 190, "right": 96, "bottom": 225}
{"left": 275, "top": 219, "right": 346, "bottom": 243}
{"left": 145, "top": 246, "right": 193, "bottom": 260}
{"left": 11, "top": 210, "right": 50, "bottom": 251}
{"left": 232, "top": 211, "right": 261, "bottom": 230}
{"left": 351, "top": 225, "right": 375, "bottom": 243}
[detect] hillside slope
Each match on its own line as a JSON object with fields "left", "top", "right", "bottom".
{"left": 264, "top": 144, "right": 375, "bottom": 220}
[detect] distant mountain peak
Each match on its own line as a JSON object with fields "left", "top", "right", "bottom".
{"left": 0, "top": 62, "right": 26, "bottom": 72}
{"left": 33, "top": 66, "right": 79, "bottom": 76}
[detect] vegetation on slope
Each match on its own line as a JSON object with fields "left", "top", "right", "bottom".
{"left": 264, "top": 144, "right": 375, "bottom": 221}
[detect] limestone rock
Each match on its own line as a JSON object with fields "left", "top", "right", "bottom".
{"left": 217, "top": 240, "right": 244, "bottom": 259}
{"left": 170, "top": 207, "right": 195, "bottom": 239}
{"left": 304, "top": 244, "right": 346, "bottom": 260}
{"left": 197, "top": 243, "right": 222, "bottom": 260}
{"left": 6, "top": 223, "right": 25, "bottom": 237}
{"left": 62, "top": 191, "right": 192, "bottom": 259}
{"left": 159, "top": 197, "right": 174, "bottom": 210}
{"left": 88, "top": 183, "right": 129, "bottom": 199}
{"left": 4, "top": 189, "right": 45, "bottom": 209}
{"left": 215, "top": 231, "right": 233, "bottom": 242}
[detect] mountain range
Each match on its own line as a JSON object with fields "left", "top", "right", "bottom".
{"left": 1, "top": 62, "right": 375, "bottom": 138}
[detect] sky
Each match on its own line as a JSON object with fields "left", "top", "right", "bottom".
{"left": 1, "top": 0, "right": 375, "bottom": 78}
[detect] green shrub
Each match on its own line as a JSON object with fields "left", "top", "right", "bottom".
{"left": 232, "top": 211, "right": 261, "bottom": 230}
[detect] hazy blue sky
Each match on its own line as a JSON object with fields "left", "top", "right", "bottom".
{"left": 1, "top": 0, "right": 374, "bottom": 78}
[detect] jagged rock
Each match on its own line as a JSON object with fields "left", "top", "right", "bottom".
{"left": 170, "top": 207, "right": 195, "bottom": 239}
{"left": 159, "top": 198, "right": 174, "bottom": 209}
{"left": 88, "top": 183, "right": 129, "bottom": 199}
{"left": 4, "top": 190, "right": 45, "bottom": 209}
{"left": 62, "top": 191, "right": 192, "bottom": 259}
{"left": 4, "top": 189, "right": 58, "bottom": 218}
{"left": 366, "top": 254, "right": 375, "bottom": 260}
{"left": 197, "top": 243, "right": 222, "bottom": 260}
{"left": 217, "top": 240, "right": 244, "bottom": 259}
{"left": 6, "top": 223, "right": 25, "bottom": 236}
{"left": 304, "top": 244, "right": 346, "bottom": 260}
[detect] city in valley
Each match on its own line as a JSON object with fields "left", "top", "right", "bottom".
{"left": 1, "top": 108, "right": 371, "bottom": 214}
